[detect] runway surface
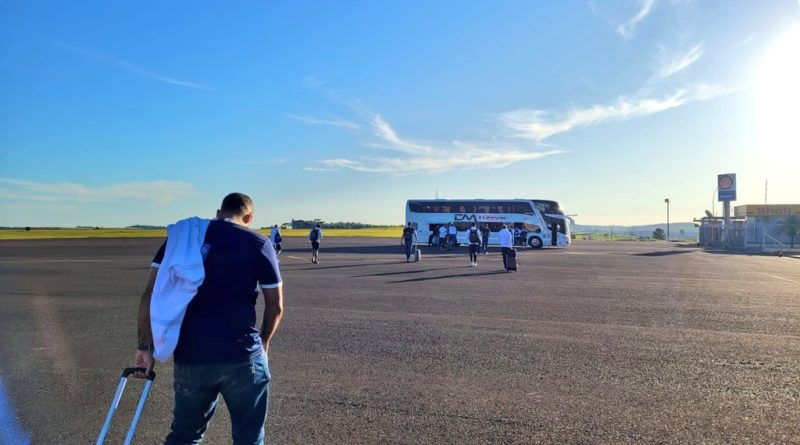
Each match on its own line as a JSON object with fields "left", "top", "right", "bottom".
{"left": 0, "top": 237, "right": 798, "bottom": 444}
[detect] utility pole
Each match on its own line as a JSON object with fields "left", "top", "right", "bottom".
{"left": 664, "top": 198, "right": 671, "bottom": 241}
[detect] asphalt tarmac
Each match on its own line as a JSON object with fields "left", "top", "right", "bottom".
{"left": 0, "top": 237, "right": 798, "bottom": 444}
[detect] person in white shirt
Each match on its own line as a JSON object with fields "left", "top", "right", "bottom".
{"left": 447, "top": 222, "right": 457, "bottom": 251}
{"left": 498, "top": 224, "right": 514, "bottom": 270}
{"left": 438, "top": 225, "right": 447, "bottom": 250}
{"left": 309, "top": 224, "right": 323, "bottom": 264}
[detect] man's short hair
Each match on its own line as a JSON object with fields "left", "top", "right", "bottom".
{"left": 220, "top": 193, "right": 253, "bottom": 216}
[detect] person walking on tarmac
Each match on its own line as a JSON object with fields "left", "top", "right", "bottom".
{"left": 467, "top": 222, "right": 482, "bottom": 266}
{"left": 134, "top": 193, "right": 283, "bottom": 445}
{"left": 270, "top": 224, "right": 283, "bottom": 256}
{"left": 309, "top": 224, "right": 323, "bottom": 264}
{"left": 401, "top": 222, "right": 418, "bottom": 262}
{"left": 438, "top": 224, "right": 447, "bottom": 250}
{"left": 480, "top": 223, "right": 491, "bottom": 254}
{"left": 447, "top": 222, "right": 458, "bottom": 250}
{"left": 498, "top": 224, "right": 514, "bottom": 270}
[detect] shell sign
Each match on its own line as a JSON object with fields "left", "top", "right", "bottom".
{"left": 734, "top": 205, "right": 800, "bottom": 217}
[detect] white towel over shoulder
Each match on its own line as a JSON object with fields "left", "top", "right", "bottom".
{"left": 150, "top": 217, "right": 210, "bottom": 362}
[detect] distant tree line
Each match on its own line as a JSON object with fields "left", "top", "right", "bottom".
{"left": 290, "top": 219, "right": 396, "bottom": 229}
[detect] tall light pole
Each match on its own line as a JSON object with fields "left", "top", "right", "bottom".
{"left": 664, "top": 198, "right": 670, "bottom": 241}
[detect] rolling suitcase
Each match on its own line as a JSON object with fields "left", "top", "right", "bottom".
{"left": 506, "top": 248, "right": 518, "bottom": 272}
{"left": 414, "top": 247, "right": 422, "bottom": 262}
{"left": 96, "top": 367, "right": 156, "bottom": 445}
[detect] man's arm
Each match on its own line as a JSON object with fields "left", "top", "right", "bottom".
{"left": 260, "top": 286, "right": 284, "bottom": 356}
{"left": 133, "top": 268, "right": 158, "bottom": 378}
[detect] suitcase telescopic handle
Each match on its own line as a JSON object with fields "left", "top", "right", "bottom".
{"left": 122, "top": 367, "right": 156, "bottom": 381}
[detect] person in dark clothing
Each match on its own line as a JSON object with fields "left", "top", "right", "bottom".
{"left": 135, "top": 193, "right": 283, "bottom": 445}
{"left": 467, "top": 222, "right": 482, "bottom": 266}
{"left": 551, "top": 223, "right": 559, "bottom": 246}
{"left": 400, "top": 222, "right": 418, "bottom": 262}
{"left": 480, "top": 224, "right": 490, "bottom": 254}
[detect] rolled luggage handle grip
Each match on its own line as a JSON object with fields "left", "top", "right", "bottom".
{"left": 122, "top": 367, "right": 156, "bottom": 381}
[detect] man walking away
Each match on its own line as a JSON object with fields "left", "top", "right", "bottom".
{"left": 480, "top": 224, "right": 490, "bottom": 254}
{"left": 467, "top": 223, "right": 482, "bottom": 266}
{"left": 498, "top": 224, "right": 514, "bottom": 271}
{"left": 309, "top": 224, "right": 323, "bottom": 264}
{"left": 438, "top": 225, "right": 447, "bottom": 250}
{"left": 270, "top": 225, "right": 283, "bottom": 256}
{"left": 134, "top": 192, "right": 283, "bottom": 445}
{"left": 551, "top": 222, "right": 559, "bottom": 246}
{"left": 447, "top": 222, "right": 457, "bottom": 250}
{"left": 401, "top": 222, "right": 418, "bottom": 262}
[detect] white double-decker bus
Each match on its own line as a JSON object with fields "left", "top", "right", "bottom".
{"left": 405, "top": 199, "right": 572, "bottom": 249}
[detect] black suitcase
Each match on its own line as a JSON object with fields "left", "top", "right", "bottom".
{"left": 506, "top": 248, "right": 518, "bottom": 271}
{"left": 96, "top": 367, "right": 156, "bottom": 445}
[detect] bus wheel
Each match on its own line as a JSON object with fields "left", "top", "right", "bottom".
{"left": 528, "top": 237, "right": 543, "bottom": 249}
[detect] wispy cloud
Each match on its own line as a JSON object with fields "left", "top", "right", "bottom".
{"left": 0, "top": 178, "right": 196, "bottom": 204}
{"left": 303, "top": 166, "right": 341, "bottom": 172}
{"left": 616, "top": 0, "right": 656, "bottom": 39}
{"left": 56, "top": 42, "right": 210, "bottom": 91}
{"left": 287, "top": 114, "right": 359, "bottom": 130}
{"left": 658, "top": 44, "right": 704, "bottom": 78}
{"left": 307, "top": 115, "right": 562, "bottom": 175}
{"left": 367, "top": 115, "right": 433, "bottom": 155}
{"left": 495, "top": 84, "right": 733, "bottom": 141}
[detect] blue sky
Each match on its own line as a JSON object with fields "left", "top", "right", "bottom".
{"left": 1, "top": 0, "right": 799, "bottom": 227}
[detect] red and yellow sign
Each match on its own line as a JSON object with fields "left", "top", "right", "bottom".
{"left": 734, "top": 204, "right": 800, "bottom": 217}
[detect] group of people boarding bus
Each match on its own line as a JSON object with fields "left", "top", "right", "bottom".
{"left": 402, "top": 221, "right": 524, "bottom": 271}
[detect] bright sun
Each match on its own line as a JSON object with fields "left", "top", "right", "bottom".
{"left": 754, "top": 26, "right": 800, "bottom": 163}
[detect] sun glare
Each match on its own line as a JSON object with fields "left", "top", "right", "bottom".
{"left": 754, "top": 26, "right": 800, "bottom": 162}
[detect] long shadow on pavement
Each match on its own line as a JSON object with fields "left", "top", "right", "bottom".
{"left": 353, "top": 266, "right": 466, "bottom": 278}
{"left": 281, "top": 245, "right": 405, "bottom": 255}
{"left": 388, "top": 270, "right": 509, "bottom": 283}
{"left": 281, "top": 261, "right": 409, "bottom": 272}
{"left": 632, "top": 250, "right": 694, "bottom": 257}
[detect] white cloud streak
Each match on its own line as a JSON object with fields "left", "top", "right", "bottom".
{"left": 287, "top": 114, "right": 359, "bottom": 130}
{"left": 307, "top": 115, "right": 562, "bottom": 175}
{"left": 658, "top": 44, "right": 704, "bottom": 78}
{"left": 0, "top": 178, "right": 196, "bottom": 204}
{"left": 495, "top": 84, "right": 733, "bottom": 142}
{"left": 56, "top": 42, "right": 210, "bottom": 91}
{"left": 368, "top": 115, "right": 433, "bottom": 155}
{"left": 616, "top": 0, "right": 656, "bottom": 39}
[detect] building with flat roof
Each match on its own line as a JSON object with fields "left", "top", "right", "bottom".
{"left": 734, "top": 204, "right": 799, "bottom": 251}
{"left": 695, "top": 204, "right": 799, "bottom": 251}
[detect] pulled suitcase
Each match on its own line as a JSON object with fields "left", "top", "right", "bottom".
{"left": 414, "top": 248, "right": 421, "bottom": 262}
{"left": 506, "top": 248, "right": 518, "bottom": 272}
{"left": 96, "top": 367, "right": 156, "bottom": 445}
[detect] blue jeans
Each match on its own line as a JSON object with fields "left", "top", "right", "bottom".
{"left": 165, "top": 353, "right": 270, "bottom": 445}
{"left": 404, "top": 239, "right": 414, "bottom": 260}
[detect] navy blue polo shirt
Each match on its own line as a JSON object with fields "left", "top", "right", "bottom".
{"left": 151, "top": 219, "right": 282, "bottom": 365}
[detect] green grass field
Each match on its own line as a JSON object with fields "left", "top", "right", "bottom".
{"left": 0, "top": 226, "right": 405, "bottom": 240}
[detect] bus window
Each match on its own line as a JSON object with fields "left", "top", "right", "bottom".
{"left": 454, "top": 222, "right": 473, "bottom": 231}
{"left": 524, "top": 223, "right": 541, "bottom": 233}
